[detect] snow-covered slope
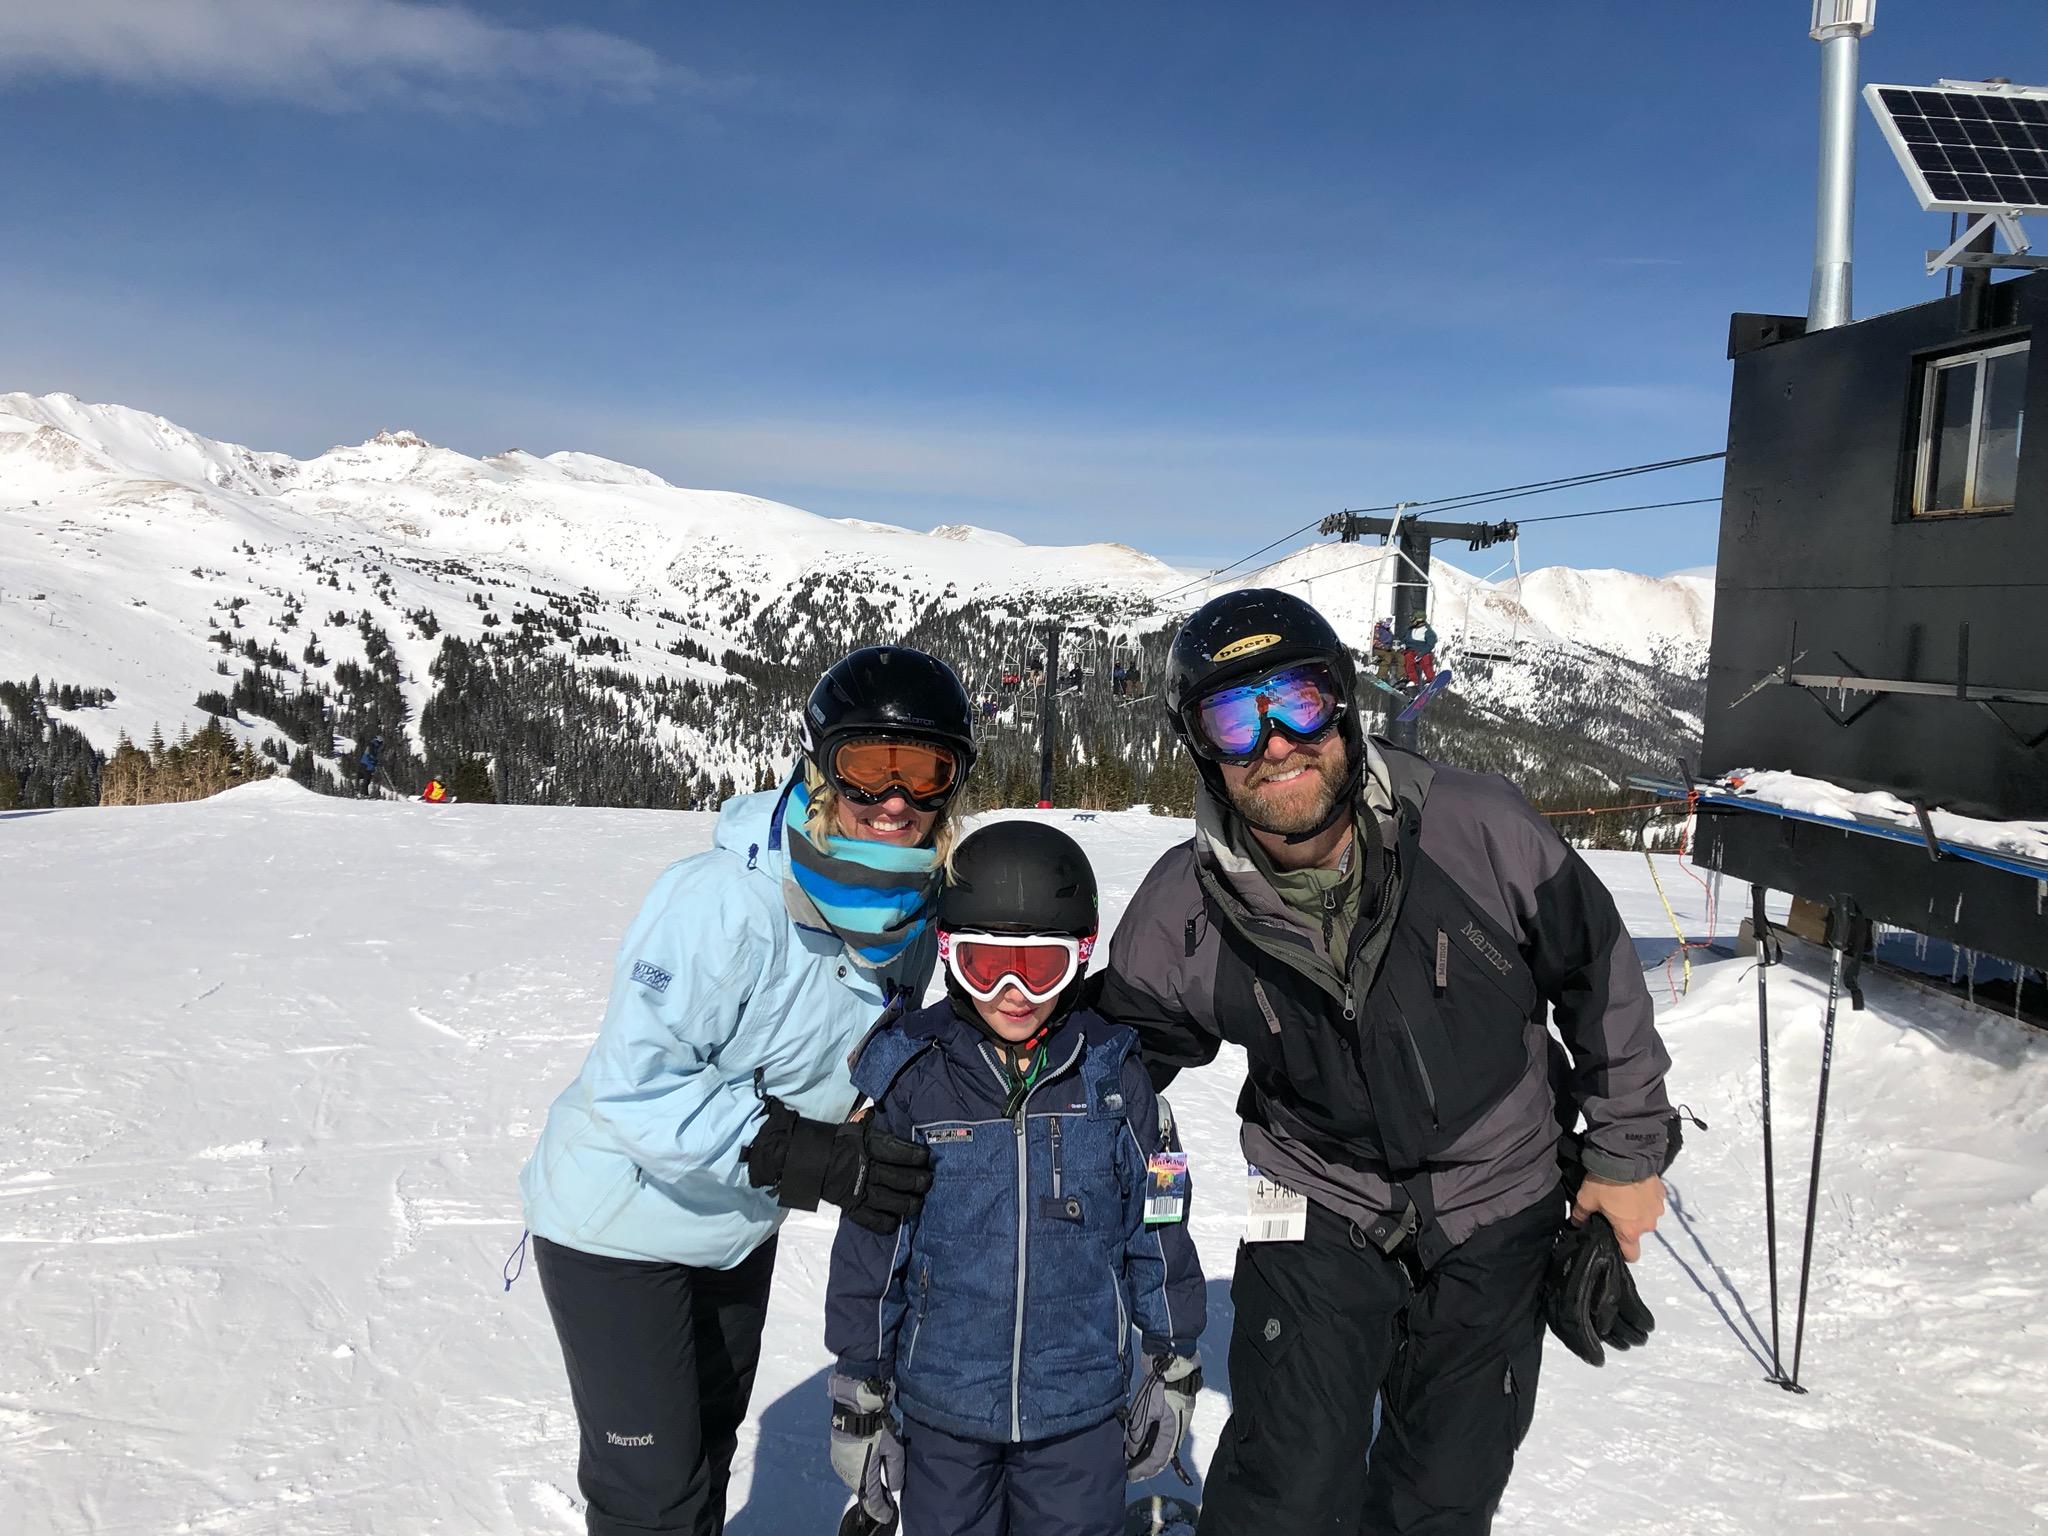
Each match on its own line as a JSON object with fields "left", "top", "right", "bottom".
{"left": 0, "top": 392, "right": 1713, "bottom": 795}
{"left": 1234, "top": 541, "right": 1711, "bottom": 672}
{"left": 3, "top": 789, "right": 2043, "bottom": 1533}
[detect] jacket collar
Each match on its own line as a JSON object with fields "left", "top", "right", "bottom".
{"left": 1192, "top": 734, "right": 1422, "bottom": 932}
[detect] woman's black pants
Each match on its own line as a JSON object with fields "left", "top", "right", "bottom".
{"left": 535, "top": 1233, "right": 777, "bottom": 1535}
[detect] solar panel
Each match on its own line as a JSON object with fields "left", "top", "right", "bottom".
{"left": 1865, "top": 82, "right": 2048, "bottom": 216}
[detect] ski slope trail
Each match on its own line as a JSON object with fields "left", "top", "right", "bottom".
{"left": 3, "top": 784, "right": 2045, "bottom": 1533}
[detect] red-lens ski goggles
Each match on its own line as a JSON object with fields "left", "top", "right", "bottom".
{"left": 939, "top": 930, "right": 1097, "bottom": 1004}
{"left": 827, "top": 736, "right": 962, "bottom": 810}
{"left": 1189, "top": 660, "right": 1345, "bottom": 764}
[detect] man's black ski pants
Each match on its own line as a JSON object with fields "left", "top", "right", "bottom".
{"left": 1198, "top": 1190, "right": 1561, "bottom": 1536}
{"left": 535, "top": 1233, "right": 776, "bottom": 1536}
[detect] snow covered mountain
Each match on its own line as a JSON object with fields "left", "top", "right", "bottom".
{"left": 0, "top": 392, "right": 1713, "bottom": 811}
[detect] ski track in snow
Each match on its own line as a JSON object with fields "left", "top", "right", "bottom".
{"left": 3, "top": 782, "right": 2046, "bottom": 1533}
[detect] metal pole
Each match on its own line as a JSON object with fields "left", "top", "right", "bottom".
{"left": 1386, "top": 524, "right": 1431, "bottom": 753}
{"left": 1037, "top": 626, "right": 1060, "bottom": 808}
{"left": 1788, "top": 904, "right": 1851, "bottom": 1392}
{"left": 1807, "top": 3, "right": 1875, "bottom": 330}
{"left": 1752, "top": 884, "right": 1789, "bottom": 1386}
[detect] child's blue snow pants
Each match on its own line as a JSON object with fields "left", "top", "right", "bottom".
{"left": 902, "top": 1412, "right": 1125, "bottom": 1536}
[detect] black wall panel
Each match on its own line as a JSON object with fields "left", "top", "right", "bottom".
{"left": 1702, "top": 275, "right": 2047, "bottom": 969}
{"left": 1704, "top": 273, "right": 2048, "bottom": 820}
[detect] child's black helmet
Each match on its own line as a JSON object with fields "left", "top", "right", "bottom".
{"left": 939, "top": 822, "right": 1098, "bottom": 937}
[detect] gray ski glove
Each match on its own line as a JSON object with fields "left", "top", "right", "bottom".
{"left": 1124, "top": 1352, "right": 1201, "bottom": 1482}
{"left": 828, "top": 1372, "right": 903, "bottom": 1527}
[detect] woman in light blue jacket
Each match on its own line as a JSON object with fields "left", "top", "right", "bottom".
{"left": 520, "top": 646, "right": 978, "bottom": 1536}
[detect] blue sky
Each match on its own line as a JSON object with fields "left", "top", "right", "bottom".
{"left": 0, "top": 1, "right": 2038, "bottom": 576}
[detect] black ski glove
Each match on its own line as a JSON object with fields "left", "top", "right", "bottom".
{"left": 741, "top": 1096, "right": 933, "bottom": 1234}
{"left": 1544, "top": 1212, "right": 1655, "bottom": 1367}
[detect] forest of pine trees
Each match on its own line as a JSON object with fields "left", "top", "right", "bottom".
{"left": 9, "top": 539, "right": 1704, "bottom": 845}
{"left": 0, "top": 678, "right": 107, "bottom": 810}
{"left": 99, "top": 718, "right": 274, "bottom": 806}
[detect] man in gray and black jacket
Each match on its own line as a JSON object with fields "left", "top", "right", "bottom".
{"left": 1097, "top": 589, "right": 1678, "bottom": 1535}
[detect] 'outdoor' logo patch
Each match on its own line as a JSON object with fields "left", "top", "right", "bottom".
{"left": 630, "top": 960, "right": 673, "bottom": 994}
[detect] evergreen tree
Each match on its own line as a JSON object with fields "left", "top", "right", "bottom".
{"left": 449, "top": 757, "right": 496, "bottom": 803}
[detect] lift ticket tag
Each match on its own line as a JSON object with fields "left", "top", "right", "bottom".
{"left": 1144, "top": 1152, "right": 1190, "bottom": 1225}
{"left": 1246, "top": 1164, "right": 1308, "bottom": 1243}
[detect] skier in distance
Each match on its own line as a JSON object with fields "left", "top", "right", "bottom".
{"left": 1096, "top": 589, "right": 1681, "bottom": 1535}
{"left": 519, "top": 647, "right": 978, "bottom": 1536}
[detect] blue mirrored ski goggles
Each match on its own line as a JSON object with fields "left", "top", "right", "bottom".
{"left": 1189, "top": 660, "right": 1345, "bottom": 764}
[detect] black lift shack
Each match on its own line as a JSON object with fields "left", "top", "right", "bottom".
{"left": 1701, "top": 273, "right": 2048, "bottom": 974}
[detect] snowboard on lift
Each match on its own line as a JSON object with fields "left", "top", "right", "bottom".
{"left": 1395, "top": 668, "right": 1453, "bottom": 723}
{"left": 1363, "top": 672, "right": 1407, "bottom": 702}
{"left": 1126, "top": 1494, "right": 1202, "bottom": 1535}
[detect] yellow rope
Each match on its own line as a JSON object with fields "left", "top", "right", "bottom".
{"left": 1643, "top": 846, "right": 1692, "bottom": 997}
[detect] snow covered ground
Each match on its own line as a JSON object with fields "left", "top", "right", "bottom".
{"left": 4, "top": 785, "right": 2046, "bottom": 1533}
{"left": 1718, "top": 768, "right": 2048, "bottom": 867}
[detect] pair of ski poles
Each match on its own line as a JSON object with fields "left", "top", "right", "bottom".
{"left": 1752, "top": 884, "right": 1861, "bottom": 1394}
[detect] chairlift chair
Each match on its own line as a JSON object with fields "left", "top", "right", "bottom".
{"left": 1450, "top": 526, "right": 1527, "bottom": 665}
{"left": 1109, "top": 632, "right": 1145, "bottom": 703}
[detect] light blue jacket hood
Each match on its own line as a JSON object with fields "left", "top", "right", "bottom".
{"left": 520, "top": 782, "right": 938, "bottom": 1268}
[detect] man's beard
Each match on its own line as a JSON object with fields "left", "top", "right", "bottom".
{"left": 1226, "top": 739, "right": 1351, "bottom": 836}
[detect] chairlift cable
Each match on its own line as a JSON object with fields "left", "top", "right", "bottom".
{"left": 1512, "top": 495, "right": 1720, "bottom": 526}
{"left": 1150, "top": 451, "right": 1726, "bottom": 609}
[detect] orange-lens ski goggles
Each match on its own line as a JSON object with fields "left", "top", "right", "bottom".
{"left": 827, "top": 736, "right": 961, "bottom": 809}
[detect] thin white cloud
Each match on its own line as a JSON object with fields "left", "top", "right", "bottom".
{"left": 0, "top": 0, "right": 697, "bottom": 111}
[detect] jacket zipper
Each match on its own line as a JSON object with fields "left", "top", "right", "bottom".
{"left": 1009, "top": 1035, "right": 1084, "bottom": 1442}
{"left": 1393, "top": 1006, "right": 1441, "bottom": 1127}
{"left": 1110, "top": 1261, "right": 1129, "bottom": 1369}
{"left": 906, "top": 1259, "right": 931, "bottom": 1367}
{"left": 1049, "top": 1114, "right": 1063, "bottom": 1198}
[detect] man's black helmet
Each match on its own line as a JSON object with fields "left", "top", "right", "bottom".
{"left": 801, "top": 646, "right": 977, "bottom": 766}
{"left": 1164, "top": 588, "right": 1359, "bottom": 727}
{"left": 939, "top": 822, "right": 1098, "bottom": 936}
{"left": 1163, "top": 589, "right": 1364, "bottom": 836}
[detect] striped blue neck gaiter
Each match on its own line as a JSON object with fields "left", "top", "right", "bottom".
{"left": 783, "top": 779, "right": 943, "bottom": 973}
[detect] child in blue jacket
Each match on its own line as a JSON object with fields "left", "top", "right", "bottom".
{"left": 824, "top": 822, "right": 1206, "bottom": 1536}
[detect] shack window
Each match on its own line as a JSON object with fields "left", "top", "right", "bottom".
{"left": 1913, "top": 340, "right": 2027, "bottom": 516}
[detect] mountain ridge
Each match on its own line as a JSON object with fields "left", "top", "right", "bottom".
{"left": 0, "top": 391, "right": 1710, "bottom": 825}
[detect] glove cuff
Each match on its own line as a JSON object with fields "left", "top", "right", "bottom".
{"left": 778, "top": 1115, "right": 838, "bottom": 1210}
{"left": 828, "top": 1371, "right": 889, "bottom": 1435}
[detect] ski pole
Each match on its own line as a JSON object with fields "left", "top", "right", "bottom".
{"left": 1787, "top": 905, "right": 1850, "bottom": 1392}
{"left": 1752, "top": 884, "right": 1788, "bottom": 1387}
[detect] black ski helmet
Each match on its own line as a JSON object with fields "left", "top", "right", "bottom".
{"left": 1164, "top": 587, "right": 1358, "bottom": 725}
{"left": 1163, "top": 588, "right": 1363, "bottom": 832}
{"left": 800, "top": 645, "right": 977, "bottom": 781}
{"left": 938, "top": 821, "right": 1098, "bottom": 937}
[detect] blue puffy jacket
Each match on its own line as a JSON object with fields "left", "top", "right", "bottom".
{"left": 825, "top": 1000, "right": 1206, "bottom": 1444}
{"left": 519, "top": 780, "right": 935, "bottom": 1269}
